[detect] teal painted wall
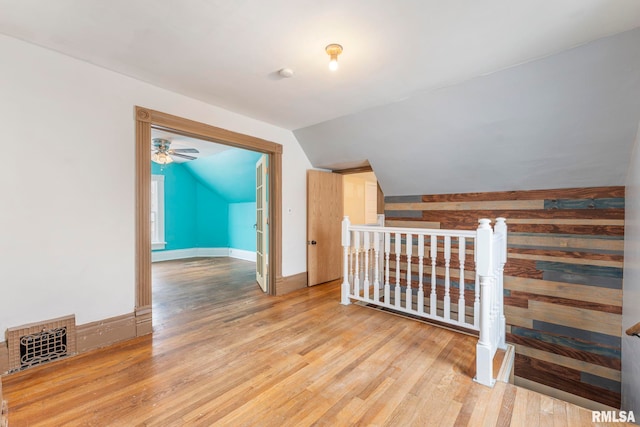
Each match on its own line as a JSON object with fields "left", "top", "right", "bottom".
{"left": 184, "top": 149, "right": 263, "bottom": 202}
{"left": 152, "top": 162, "right": 197, "bottom": 250}
{"left": 151, "top": 162, "right": 228, "bottom": 251}
{"left": 229, "top": 202, "right": 257, "bottom": 251}
{"left": 196, "top": 182, "right": 229, "bottom": 247}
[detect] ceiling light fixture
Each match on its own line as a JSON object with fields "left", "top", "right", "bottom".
{"left": 325, "top": 43, "right": 343, "bottom": 71}
{"left": 151, "top": 151, "right": 173, "bottom": 165}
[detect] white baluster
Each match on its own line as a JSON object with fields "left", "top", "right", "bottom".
{"left": 354, "top": 231, "right": 360, "bottom": 296}
{"left": 444, "top": 235, "right": 451, "bottom": 321}
{"left": 473, "top": 276, "right": 479, "bottom": 328}
{"left": 405, "top": 233, "right": 413, "bottom": 311}
{"left": 373, "top": 231, "right": 380, "bottom": 302}
{"left": 341, "top": 216, "right": 351, "bottom": 305}
{"left": 417, "top": 235, "right": 425, "bottom": 314}
{"left": 458, "top": 237, "right": 466, "bottom": 324}
{"left": 430, "top": 235, "right": 437, "bottom": 316}
{"left": 395, "top": 232, "right": 402, "bottom": 308}
{"left": 363, "top": 232, "right": 370, "bottom": 300}
{"left": 384, "top": 232, "right": 391, "bottom": 304}
{"left": 474, "top": 234, "right": 480, "bottom": 329}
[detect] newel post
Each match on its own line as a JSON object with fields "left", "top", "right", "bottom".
{"left": 495, "top": 217, "right": 507, "bottom": 349}
{"left": 341, "top": 216, "right": 351, "bottom": 305}
{"left": 475, "top": 218, "right": 495, "bottom": 387}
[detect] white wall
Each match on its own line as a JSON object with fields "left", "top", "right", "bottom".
{"left": 623, "top": 122, "right": 640, "bottom": 413}
{"left": 0, "top": 34, "right": 312, "bottom": 335}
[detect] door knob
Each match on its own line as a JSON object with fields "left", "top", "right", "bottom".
{"left": 308, "top": 240, "right": 317, "bottom": 245}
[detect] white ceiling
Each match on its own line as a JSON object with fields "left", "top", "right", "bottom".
{"left": 1, "top": 1, "right": 638, "bottom": 130}
{"left": 1, "top": 1, "right": 639, "bottom": 195}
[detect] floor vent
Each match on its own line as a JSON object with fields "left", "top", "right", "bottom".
{"left": 7, "top": 315, "right": 76, "bottom": 373}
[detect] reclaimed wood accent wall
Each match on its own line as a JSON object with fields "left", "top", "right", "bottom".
{"left": 385, "top": 186, "right": 624, "bottom": 408}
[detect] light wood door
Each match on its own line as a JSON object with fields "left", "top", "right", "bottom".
{"left": 256, "top": 155, "right": 268, "bottom": 292}
{"left": 307, "top": 170, "right": 343, "bottom": 286}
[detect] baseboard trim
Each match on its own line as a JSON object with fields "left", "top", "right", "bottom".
{"left": 0, "top": 311, "right": 139, "bottom": 376}
{"left": 76, "top": 312, "right": 137, "bottom": 353}
{"left": 152, "top": 247, "right": 255, "bottom": 262}
{"left": 135, "top": 306, "right": 153, "bottom": 337}
{"left": 276, "top": 272, "right": 308, "bottom": 295}
{"left": 228, "top": 248, "right": 257, "bottom": 262}
{"left": 496, "top": 344, "right": 515, "bottom": 384}
{"left": 152, "top": 248, "right": 225, "bottom": 262}
{"left": 196, "top": 247, "right": 232, "bottom": 258}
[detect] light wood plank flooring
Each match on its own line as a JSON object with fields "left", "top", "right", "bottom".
{"left": 2, "top": 258, "right": 627, "bottom": 426}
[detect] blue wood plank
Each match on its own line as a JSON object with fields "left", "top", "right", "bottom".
{"left": 581, "top": 372, "right": 621, "bottom": 393}
{"left": 511, "top": 327, "right": 621, "bottom": 360}
{"left": 384, "top": 195, "right": 423, "bottom": 203}
{"left": 536, "top": 261, "right": 623, "bottom": 278}
{"left": 544, "top": 197, "right": 625, "bottom": 210}
{"left": 384, "top": 210, "right": 423, "bottom": 218}
{"left": 532, "top": 321, "right": 621, "bottom": 348}
{"left": 542, "top": 271, "right": 622, "bottom": 289}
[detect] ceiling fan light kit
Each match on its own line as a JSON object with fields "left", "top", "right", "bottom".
{"left": 151, "top": 151, "right": 173, "bottom": 165}
{"left": 151, "top": 137, "right": 199, "bottom": 164}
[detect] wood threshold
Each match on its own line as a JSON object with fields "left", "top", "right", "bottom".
{"left": 2, "top": 258, "right": 615, "bottom": 426}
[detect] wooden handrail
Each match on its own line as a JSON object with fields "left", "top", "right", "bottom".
{"left": 626, "top": 322, "right": 640, "bottom": 337}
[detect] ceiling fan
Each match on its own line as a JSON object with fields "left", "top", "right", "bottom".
{"left": 151, "top": 138, "right": 199, "bottom": 164}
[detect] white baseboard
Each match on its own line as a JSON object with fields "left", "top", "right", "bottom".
{"left": 228, "top": 248, "right": 257, "bottom": 262}
{"left": 152, "top": 247, "right": 256, "bottom": 262}
{"left": 196, "top": 247, "right": 231, "bottom": 258}
{"left": 152, "top": 248, "right": 199, "bottom": 262}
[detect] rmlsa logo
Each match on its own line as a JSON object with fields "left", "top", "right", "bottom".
{"left": 592, "top": 410, "right": 635, "bottom": 423}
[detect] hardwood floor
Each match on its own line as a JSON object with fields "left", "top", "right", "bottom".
{"left": 2, "top": 258, "right": 626, "bottom": 426}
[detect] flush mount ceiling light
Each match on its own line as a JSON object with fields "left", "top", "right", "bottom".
{"left": 325, "top": 43, "right": 343, "bottom": 71}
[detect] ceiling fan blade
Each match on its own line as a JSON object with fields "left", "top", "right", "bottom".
{"left": 172, "top": 148, "right": 199, "bottom": 153}
{"left": 171, "top": 152, "right": 197, "bottom": 160}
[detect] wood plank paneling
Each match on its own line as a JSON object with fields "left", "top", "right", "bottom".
{"left": 385, "top": 186, "right": 624, "bottom": 408}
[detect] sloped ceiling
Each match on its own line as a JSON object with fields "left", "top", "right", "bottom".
{"left": 184, "top": 149, "right": 263, "bottom": 203}
{"left": 295, "top": 28, "right": 640, "bottom": 195}
{"left": 1, "top": 2, "right": 639, "bottom": 196}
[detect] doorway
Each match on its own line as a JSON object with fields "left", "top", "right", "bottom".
{"left": 135, "top": 106, "right": 283, "bottom": 336}
{"left": 306, "top": 167, "right": 382, "bottom": 288}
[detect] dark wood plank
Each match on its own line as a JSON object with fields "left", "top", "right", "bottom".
{"left": 506, "top": 333, "right": 621, "bottom": 370}
{"left": 511, "top": 290, "right": 622, "bottom": 314}
{"left": 420, "top": 187, "right": 625, "bottom": 202}
{"left": 514, "top": 354, "right": 621, "bottom": 408}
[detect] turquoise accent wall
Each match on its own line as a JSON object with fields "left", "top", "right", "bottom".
{"left": 196, "top": 183, "right": 229, "bottom": 247}
{"left": 152, "top": 162, "right": 197, "bottom": 250}
{"left": 229, "top": 202, "right": 257, "bottom": 251}
{"left": 151, "top": 162, "right": 228, "bottom": 251}
{"left": 184, "top": 149, "right": 263, "bottom": 202}
{"left": 152, "top": 149, "right": 263, "bottom": 253}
